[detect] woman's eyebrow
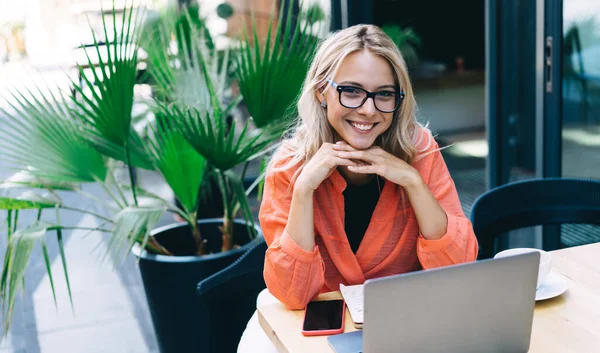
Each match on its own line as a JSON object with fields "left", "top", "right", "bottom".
{"left": 339, "top": 81, "right": 396, "bottom": 90}
{"left": 339, "top": 80, "right": 364, "bottom": 87}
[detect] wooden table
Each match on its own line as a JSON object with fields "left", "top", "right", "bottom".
{"left": 258, "top": 242, "right": 600, "bottom": 353}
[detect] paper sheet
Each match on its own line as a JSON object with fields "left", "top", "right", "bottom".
{"left": 339, "top": 283, "right": 364, "bottom": 324}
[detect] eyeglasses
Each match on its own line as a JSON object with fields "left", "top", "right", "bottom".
{"left": 328, "top": 79, "right": 405, "bottom": 113}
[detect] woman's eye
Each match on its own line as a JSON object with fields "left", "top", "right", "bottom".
{"left": 377, "top": 91, "right": 395, "bottom": 98}
{"left": 342, "top": 87, "right": 361, "bottom": 95}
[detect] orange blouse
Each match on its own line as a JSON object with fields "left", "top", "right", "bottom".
{"left": 259, "top": 134, "right": 479, "bottom": 310}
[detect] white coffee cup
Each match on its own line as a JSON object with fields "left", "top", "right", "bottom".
{"left": 494, "top": 248, "right": 552, "bottom": 290}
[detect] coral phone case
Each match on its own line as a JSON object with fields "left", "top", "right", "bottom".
{"left": 301, "top": 300, "right": 346, "bottom": 336}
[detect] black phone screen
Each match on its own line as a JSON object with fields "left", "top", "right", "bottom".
{"left": 303, "top": 299, "right": 345, "bottom": 331}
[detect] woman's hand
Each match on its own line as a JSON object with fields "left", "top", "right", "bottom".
{"left": 296, "top": 142, "right": 358, "bottom": 192}
{"left": 332, "top": 142, "right": 422, "bottom": 188}
{"left": 333, "top": 142, "right": 448, "bottom": 239}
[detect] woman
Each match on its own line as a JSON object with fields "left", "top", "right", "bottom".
{"left": 238, "top": 23, "right": 478, "bottom": 351}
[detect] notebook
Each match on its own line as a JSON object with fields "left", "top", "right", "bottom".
{"left": 339, "top": 283, "right": 364, "bottom": 328}
{"left": 328, "top": 330, "right": 363, "bottom": 353}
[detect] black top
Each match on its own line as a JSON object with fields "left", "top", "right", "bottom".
{"left": 343, "top": 176, "right": 383, "bottom": 253}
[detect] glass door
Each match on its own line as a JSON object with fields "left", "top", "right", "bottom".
{"left": 487, "top": 0, "right": 544, "bottom": 188}
{"left": 489, "top": 0, "right": 600, "bottom": 250}
{"left": 487, "top": 0, "right": 547, "bottom": 250}
{"left": 560, "top": 0, "right": 600, "bottom": 247}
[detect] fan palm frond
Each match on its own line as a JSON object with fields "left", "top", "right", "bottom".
{"left": 0, "top": 221, "right": 71, "bottom": 336}
{"left": 0, "top": 171, "right": 79, "bottom": 191}
{"left": 234, "top": 0, "right": 319, "bottom": 128}
{"left": 106, "top": 206, "right": 165, "bottom": 264}
{"left": 165, "top": 104, "right": 282, "bottom": 171}
{"left": 69, "top": 3, "right": 153, "bottom": 170}
{"left": 0, "top": 87, "right": 107, "bottom": 183}
{"left": 144, "top": 9, "right": 231, "bottom": 111}
{"left": 146, "top": 111, "right": 206, "bottom": 214}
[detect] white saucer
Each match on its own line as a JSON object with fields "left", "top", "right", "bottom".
{"left": 536, "top": 272, "right": 568, "bottom": 301}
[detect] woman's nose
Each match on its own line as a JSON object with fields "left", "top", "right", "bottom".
{"left": 356, "top": 97, "right": 376, "bottom": 116}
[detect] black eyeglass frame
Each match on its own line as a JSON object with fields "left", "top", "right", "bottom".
{"left": 328, "top": 79, "right": 406, "bottom": 113}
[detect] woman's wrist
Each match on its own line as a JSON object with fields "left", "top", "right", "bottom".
{"left": 294, "top": 175, "right": 317, "bottom": 195}
{"left": 402, "top": 171, "right": 448, "bottom": 240}
{"left": 288, "top": 178, "right": 317, "bottom": 252}
{"left": 293, "top": 180, "right": 315, "bottom": 198}
{"left": 400, "top": 168, "right": 424, "bottom": 190}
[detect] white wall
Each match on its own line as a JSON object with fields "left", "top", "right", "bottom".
{"left": 415, "top": 84, "right": 485, "bottom": 134}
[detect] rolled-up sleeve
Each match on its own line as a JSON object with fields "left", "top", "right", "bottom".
{"left": 416, "top": 141, "right": 479, "bottom": 269}
{"left": 260, "top": 167, "right": 325, "bottom": 310}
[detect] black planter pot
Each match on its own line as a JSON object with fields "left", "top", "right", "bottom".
{"left": 131, "top": 218, "right": 261, "bottom": 353}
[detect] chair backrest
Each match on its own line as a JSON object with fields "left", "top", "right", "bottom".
{"left": 470, "top": 178, "right": 600, "bottom": 259}
{"left": 196, "top": 237, "right": 267, "bottom": 353}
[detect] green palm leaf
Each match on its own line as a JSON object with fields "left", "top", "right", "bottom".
{"left": 381, "top": 24, "right": 421, "bottom": 69}
{"left": 234, "top": 0, "right": 319, "bottom": 127}
{"left": 0, "top": 87, "right": 107, "bottom": 183}
{"left": 165, "top": 104, "right": 282, "bottom": 171}
{"left": 0, "top": 171, "right": 79, "bottom": 191}
{"left": 0, "top": 192, "right": 58, "bottom": 210}
{"left": 147, "top": 6, "right": 282, "bottom": 172}
{"left": 69, "top": 3, "right": 153, "bottom": 170}
{"left": 83, "top": 127, "right": 152, "bottom": 170}
{"left": 146, "top": 112, "right": 206, "bottom": 213}
{"left": 144, "top": 9, "right": 231, "bottom": 111}
{"left": 107, "top": 206, "right": 164, "bottom": 264}
{"left": 1, "top": 222, "right": 54, "bottom": 335}
{"left": 223, "top": 170, "right": 257, "bottom": 239}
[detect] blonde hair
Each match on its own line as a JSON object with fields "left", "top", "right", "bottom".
{"left": 272, "top": 24, "right": 432, "bottom": 177}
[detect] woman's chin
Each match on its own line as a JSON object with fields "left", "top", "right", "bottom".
{"left": 344, "top": 138, "right": 376, "bottom": 150}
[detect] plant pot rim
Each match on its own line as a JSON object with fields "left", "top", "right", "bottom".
{"left": 131, "top": 218, "right": 262, "bottom": 263}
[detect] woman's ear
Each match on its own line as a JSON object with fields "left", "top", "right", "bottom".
{"left": 315, "top": 89, "right": 327, "bottom": 108}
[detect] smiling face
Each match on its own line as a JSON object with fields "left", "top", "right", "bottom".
{"left": 321, "top": 50, "right": 396, "bottom": 150}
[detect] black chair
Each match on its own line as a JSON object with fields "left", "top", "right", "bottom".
{"left": 470, "top": 178, "right": 600, "bottom": 259}
{"left": 196, "top": 237, "right": 268, "bottom": 353}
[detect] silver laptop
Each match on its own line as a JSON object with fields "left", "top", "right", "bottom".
{"left": 329, "top": 252, "right": 540, "bottom": 353}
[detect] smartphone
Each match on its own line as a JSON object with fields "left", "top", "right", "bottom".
{"left": 302, "top": 299, "right": 346, "bottom": 336}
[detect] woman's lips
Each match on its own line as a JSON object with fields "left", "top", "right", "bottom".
{"left": 347, "top": 120, "right": 378, "bottom": 133}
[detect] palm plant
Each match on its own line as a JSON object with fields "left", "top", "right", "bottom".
{"left": 143, "top": 5, "right": 284, "bottom": 252}
{"left": 0, "top": 0, "right": 317, "bottom": 337}
{"left": 304, "top": 2, "right": 326, "bottom": 28}
{"left": 0, "top": 4, "right": 164, "bottom": 334}
{"left": 234, "top": 0, "right": 320, "bottom": 128}
{"left": 381, "top": 24, "right": 421, "bottom": 71}
{"left": 0, "top": 3, "right": 171, "bottom": 334}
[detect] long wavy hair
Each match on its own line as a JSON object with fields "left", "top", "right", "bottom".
{"left": 271, "top": 24, "right": 432, "bottom": 178}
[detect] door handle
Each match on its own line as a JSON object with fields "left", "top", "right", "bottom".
{"left": 545, "top": 36, "right": 553, "bottom": 93}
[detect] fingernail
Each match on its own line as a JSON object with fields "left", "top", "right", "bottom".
{"left": 336, "top": 141, "right": 343, "bottom": 145}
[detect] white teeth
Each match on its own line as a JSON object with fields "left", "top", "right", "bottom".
{"left": 350, "top": 122, "right": 374, "bottom": 131}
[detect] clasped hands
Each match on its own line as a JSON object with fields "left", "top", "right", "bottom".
{"left": 295, "top": 141, "right": 423, "bottom": 193}
{"left": 332, "top": 141, "right": 422, "bottom": 189}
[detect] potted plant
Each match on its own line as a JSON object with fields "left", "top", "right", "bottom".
{"left": 381, "top": 23, "right": 421, "bottom": 71}
{"left": 0, "top": 0, "right": 318, "bottom": 352}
